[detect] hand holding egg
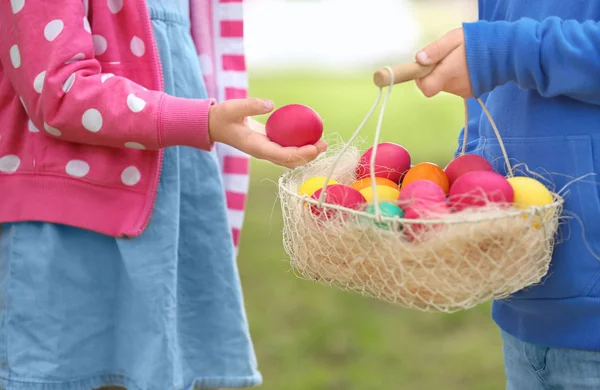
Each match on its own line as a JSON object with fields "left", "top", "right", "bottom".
{"left": 266, "top": 104, "right": 324, "bottom": 147}
{"left": 209, "top": 99, "right": 327, "bottom": 168}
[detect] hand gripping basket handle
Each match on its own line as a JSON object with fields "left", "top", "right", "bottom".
{"left": 373, "top": 63, "right": 434, "bottom": 87}
{"left": 373, "top": 63, "right": 513, "bottom": 175}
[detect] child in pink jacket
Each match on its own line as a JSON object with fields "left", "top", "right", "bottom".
{"left": 0, "top": 0, "right": 326, "bottom": 389}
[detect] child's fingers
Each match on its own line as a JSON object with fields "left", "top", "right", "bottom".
{"left": 223, "top": 98, "right": 274, "bottom": 119}
{"left": 274, "top": 141, "right": 327, "bottom": 168}
{"left": 314, "top": 140, "right": 328, "bottom": 154}
{"left": 239, "top": 130, "right": 325, "bottom": 168}
{"left": 280, "top": 145, "right": 320, "bottom": 168}
{"left": 416, "top": 28, "right": 463, "bottom": 65}
{"left": 416, "top": 68, "right": 447, "bottom": 98}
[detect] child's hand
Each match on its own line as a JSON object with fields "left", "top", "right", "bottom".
{"left": 414, "top": 28, "right": 473, "bottom": 99}
{"left": 209, "top": 98, "right": 327, "bottom": 168}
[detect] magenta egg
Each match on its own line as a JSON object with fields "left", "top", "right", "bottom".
{"left": 449, "top": 171, "right": 514, "bottom": 211}
{"left": 355, "top": 142, "right": 411, "bottom": 184}
{"left": 444, "top": 154, "right": 494, "bottom": 186}
{"left": 265, "top": 104, "right": 323, "bottom": 147}
{"left": 398, "top": 179, "right": 446, "bottom": 207}
{"left": 310, "top": 184, "right": 366, "bottom": 219}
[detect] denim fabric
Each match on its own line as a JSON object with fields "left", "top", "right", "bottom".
{"left": 502, "top": 331, "right": 600, "bottom": 389}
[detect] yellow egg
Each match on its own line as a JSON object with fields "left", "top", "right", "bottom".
{"left": 507, "top": 176, "right": 554, "bottom": 227}
{"left": 298, "top": 176, "right": 339, "bottom": 197}
{"left": 359, "top": 185, "right": 401, "bottom": 204}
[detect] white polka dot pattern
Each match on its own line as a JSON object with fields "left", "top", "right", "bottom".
{"left": 126, "top": 94, "right": 146, "bottom": 112}
{"left": 65, "top": 160, "right": 90, "bottom": 177}
{"left": 0, "top": 155, "right": 20, "bottom": 173}
{"left": 9, "top": 45, "right": 20, "bottom": 68}
{"left": 28, "top": 119, "right": 39, "bottom": 132}
{"left": 93, "top": 35, "right": 108, "bottom": 55}
{"left": 44, "top": 123, "right": 62, "bottom": 136}
{"left": 83, "top": 17, "right": 91, "bottom": 33}
{"left": 107, "top": 0, "right": 123, "bottom": 13}
{"left": 101, "top": 73, "right": 114, "bottom": 83}
{"left": 10, "top": 0, "right": 24, "bottom": 14}
{"left": 66, "top": 53, "right": 85, "bottom": 64}
{"left": 19, "top": 97, "right": 27, "bottom": 114}
{"left": 62, "top": 73, "right": 76, "bottom": 93}
{"left": 82, "top": 109, "right": 103, "bottom": 132}
{"left": 121, "top": 166, "right": 141, "bottom": 186}
{"left": 33, "top": 71, "right": 46, "bottom": 93}
{"left": 44, "top": 20, "right": 64, "bottom": 41}
{"left": 130, "top": 36, "right": 145, "bottom": 57}
{"left": 124, "top": 142, "right": 145, "bottom": 150}
{"left": 0, "top": 0, "right": 250, "bottom": 229}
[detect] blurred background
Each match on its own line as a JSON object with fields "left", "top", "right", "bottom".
{"left": 237, "top": 1, "right": 506, "bottom": 389}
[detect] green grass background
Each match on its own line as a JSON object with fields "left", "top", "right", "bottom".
{"left": 235, "top": 74, "right": 506, "bottom": 390}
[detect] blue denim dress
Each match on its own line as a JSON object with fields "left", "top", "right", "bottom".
{"left": 0, "top": 1, "right": 262, "bottom": 389}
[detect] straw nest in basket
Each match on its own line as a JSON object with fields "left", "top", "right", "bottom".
{"left": 278, "top": 147, "right": 563, "bottom": 313}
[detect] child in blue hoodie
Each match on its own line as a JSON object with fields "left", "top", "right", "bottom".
{"left": 414, "top": 1, "right": 600, "bottom": 389}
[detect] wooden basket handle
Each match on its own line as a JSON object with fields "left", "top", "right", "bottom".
{"left": 373, "top": 62, "right": 434, "bottom": 87}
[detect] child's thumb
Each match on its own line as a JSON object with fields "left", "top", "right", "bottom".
{"left": 416, "top": 28, "right": 463, "bottom": 65}
{"left": 232, "top": 98, "right": 274, "bottom": 117}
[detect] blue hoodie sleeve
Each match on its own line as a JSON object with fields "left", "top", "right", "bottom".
{"left": 463, "top": 17, "right": 600, "bottom": 105}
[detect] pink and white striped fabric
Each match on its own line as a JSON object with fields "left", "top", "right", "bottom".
{"left": 189, "top": 0, "right": 250, "bottom": 255}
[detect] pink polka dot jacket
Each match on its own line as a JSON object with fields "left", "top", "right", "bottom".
{"left": 0, "top": 0, "right": 250, "bottom": 246}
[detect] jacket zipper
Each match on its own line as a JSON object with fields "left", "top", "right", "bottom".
{"left": 131, "top": 0, "right": 165, "bottom": 237}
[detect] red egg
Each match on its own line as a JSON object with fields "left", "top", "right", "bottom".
{"left": 444, "top": 154, "right": 494, "bottom": 186}
{"left": 355, "top": 142, "right": 411, "bottom": 184}
{"left": 310, "top": 184, "right": 366, "bottom": 220}
{"left": 265, "top": 104, "right": 323, "bottom": 147}
{"left": 449, "top": 171, "right": 514, "bottom": 211}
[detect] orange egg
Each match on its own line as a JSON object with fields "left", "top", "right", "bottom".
{"left": 350, "top": 177, "right": 400, "bottom": 192}
{"left": 402, "top": 162, "right": 450, "bottom": 195}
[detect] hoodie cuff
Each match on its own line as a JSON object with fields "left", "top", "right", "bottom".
{"left": 158, "top": 95, "right": 216, "bottom": 151}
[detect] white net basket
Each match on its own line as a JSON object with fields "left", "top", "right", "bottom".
{"left": 277, "top": 66, "right": 564, "bottom": 313}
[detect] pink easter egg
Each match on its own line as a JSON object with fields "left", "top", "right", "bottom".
{"left": 266, "top": 104, "right": 324, "bottom": 147}
{"left": 444, "top": 154, "right": 494, "bottom": 186}
{"left": 310, "top": 184, "right": 366, "bottom": 220}
{"left": 398, "top": 179, "right": 447, "bottom": 207}
{"left": 449, "top": 171, "right": 514, "bottom": 211}
{"left": 355, "top": 142, "right": 411, "bottom": 184}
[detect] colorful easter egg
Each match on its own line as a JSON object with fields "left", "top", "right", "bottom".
{"left": 310, "top": 184, "right": 366, "bottom": 220}
{"left": 364, "top": 202, "right": 404, "bottom": 229}
{"left": 398, "top": 179, "right": 447, "bottom": 208}
{"left": 444, "top": 154, "right": 494, "bottom": 186}
{"left": 359, "top": 185, "right": 401, "bottom": 204}
{"left": 266, "top": 104, "right": 323, "bottom": 147}
{"left": 449, "top": 171, "right": 514, "bottom": 211}
{"left": 402, "top": 162, "right": 450, "bottom": 195}
{"left": 355, "top": 142, "right": 411, "bottom": 184}
{"left": 298, "top": 176, "right": 339, "bottom": 197}
{"left": 350, "top": 176, "right": 399, "bottom": 192}
{"left": 507, "top": 176, "right": 554, "bottom": 227}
